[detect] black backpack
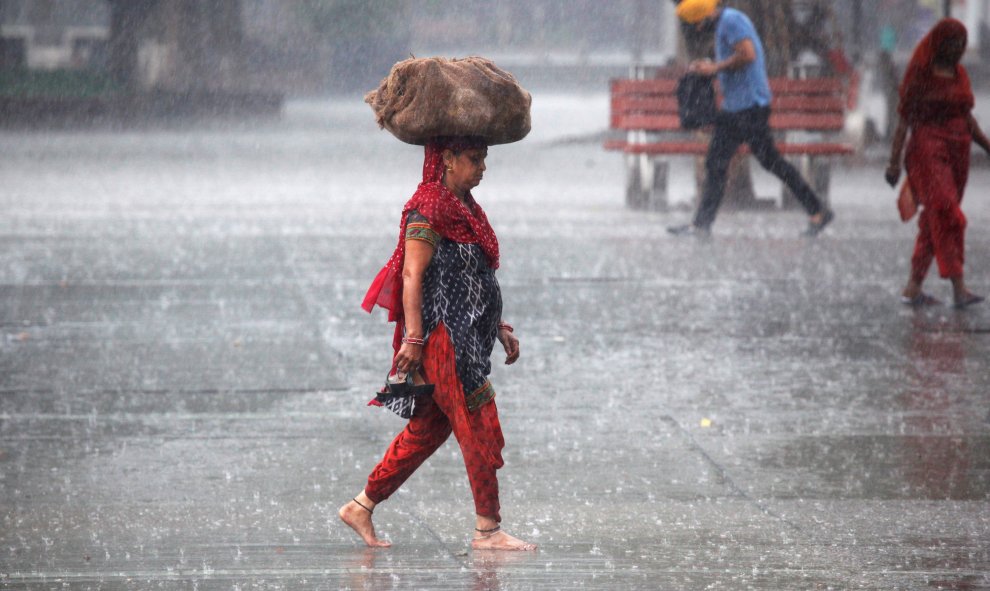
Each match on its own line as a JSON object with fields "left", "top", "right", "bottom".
{"left": 676, "top": 73, "right": 717, "bottom": 129}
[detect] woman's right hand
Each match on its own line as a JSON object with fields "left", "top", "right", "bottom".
{"left": 884, "top": 162, "right": 901, "bottom": 187}
{"left": 394, "top": 343, "right": 423, "bottom": 374}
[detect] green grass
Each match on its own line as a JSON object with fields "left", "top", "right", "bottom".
{"left": 0, "top": 69, "right": 123, "bottom": 98}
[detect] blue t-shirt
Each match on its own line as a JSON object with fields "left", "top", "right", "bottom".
{"left": 715, "top": 8, "right": 771, "bottom": 112}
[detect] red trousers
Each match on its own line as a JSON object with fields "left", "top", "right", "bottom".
{"left": 365, "top": 323, "right": 505, "bottom": 521}
{"left": 906, "top": 121, "right": 971, "bottom": 283}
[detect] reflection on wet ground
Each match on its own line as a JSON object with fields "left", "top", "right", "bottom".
{"left": 762, "top": 434, "right": 989, "bottom": 500}
{"left": 1, "top": 98, "right": 988, "bottom": 589}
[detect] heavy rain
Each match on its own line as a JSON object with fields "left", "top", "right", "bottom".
{"left": 1, "top": 0, "right": 989, "bottom": 589}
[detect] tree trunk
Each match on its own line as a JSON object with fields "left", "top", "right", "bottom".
{"left": 728, "top": 0, "right": 791, "bottom": 77}
{"left": 108, "top": 0, "right": 152, "bottom": 90}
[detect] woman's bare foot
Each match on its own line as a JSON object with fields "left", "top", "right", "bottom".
{"left": 338, "top": 498, "right": 391, "bottom": 548}
{"left": 902, "top": 278, "right": 925, "bottom": 300}
{"left": 471, "top": 530, "right": 537, "bottom": 551}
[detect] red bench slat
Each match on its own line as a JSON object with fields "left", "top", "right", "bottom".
{"left": 768, "top": 78, "right": 844, "bottom": 94}
{"left": 612, "top": 95, "right": 842, "bottom": 114}
{"left": 610, "top": 79, "right": 679, "bottom": 94}
{"left": 606, "top": 76, "right": 853, "bottom": 157}
{"left": 768, "top": 112, "right": 845, "bottom": 130}
{"left": 613, "top": 114, "right": 683, "bottom": 130}
{"left": 772, "top": 96, "right": 844, "bottom": 111}
{"left": 611, "top": 78, "right": 845, "bottom": 99}
{"left": 606, "top": 140, "right": 853, "bottom": 156}
{"left": 611, "top": 96, "right": 681, "bottom": 112}
{"left": 611, "top": 79, "right": 843, "bottom": 93}
{"left": 612, "top": 112, "right": 845, "bottom": 132}
{"left": 776, "top": 143, "right": 854, "bottom": 155}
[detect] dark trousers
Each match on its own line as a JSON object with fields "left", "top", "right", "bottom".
{"left": 693, "top": 106, "right": 824, "bottom": 229}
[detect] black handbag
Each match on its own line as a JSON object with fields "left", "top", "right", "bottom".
{"left": 676, "top": 72, "right": 717, "bottom": 129}
{"left": 372, "top": 372, "right": 435, "bottom": 419}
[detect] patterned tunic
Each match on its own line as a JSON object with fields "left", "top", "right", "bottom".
{"left": 407, "top": 210, "right": 501, "bottom": 410}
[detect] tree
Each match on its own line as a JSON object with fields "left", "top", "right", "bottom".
{"left": 728, "top": 0, "right": 792, "bottom": 76}
{"left": 107, "top": 0, "right": 156, "bottom": 89}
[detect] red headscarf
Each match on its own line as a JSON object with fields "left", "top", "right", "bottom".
{"left": 361, "top": 137, "right": 500, "bottom": 353}
{"left": 898, "top": 18, "right": 974, "bottom": 123}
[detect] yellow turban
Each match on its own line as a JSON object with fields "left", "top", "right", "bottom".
{"left": 676, "top": 0, "right": 720, "bottom": 24}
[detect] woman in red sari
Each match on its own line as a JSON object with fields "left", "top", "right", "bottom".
{"left": 886, "top": 18, "right": 990, "bottom": 308}
{"left": 338, "top": 136, "right": 536, "bottom": 551}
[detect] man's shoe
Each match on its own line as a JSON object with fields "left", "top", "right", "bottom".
{"left": 668, "top": 224, "right": 711, "bottom": 238}
{"left": 804, "top": 209, "right": 834, "bottom": 237}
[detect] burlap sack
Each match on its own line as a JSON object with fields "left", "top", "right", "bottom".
{"left": 365, "top": 56, "right": 531, "bottom": 145}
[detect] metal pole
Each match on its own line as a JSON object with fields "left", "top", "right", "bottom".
{"left": 944, "top": 0, "right": 951, "bottom": 18}
{"left": 631, "top": 0, "right": 647, "bottom": 65}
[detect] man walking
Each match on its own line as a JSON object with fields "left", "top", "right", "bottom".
{"left": 669, "top": 0, "right": 835, "bottom": 237}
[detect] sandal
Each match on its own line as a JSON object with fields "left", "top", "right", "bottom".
{"left": 369, "top": 372, "right": 435, "bottom": 419}
{"left": 900, "top": 293, "right": 942, "bottom": 307}
{"left": 952, "top": 293, "right": 985, "bottom": 309}
{"left": 384, "top": 372, "right": 435, "bottom": 398}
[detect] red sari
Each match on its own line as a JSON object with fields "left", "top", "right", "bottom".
{"left": 361, "top": 139, "right": 506, "bottom": 521}
{"left": 899, "top": 19, "right": 974, "bottom": 282}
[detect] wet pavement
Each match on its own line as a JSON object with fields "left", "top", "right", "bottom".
{"left": 1, "top": 95, "right": 989, "bottom": 590}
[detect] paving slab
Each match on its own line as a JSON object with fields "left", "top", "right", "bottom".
{"left": 1, "top": 96, "right": 988, "bottom": 589}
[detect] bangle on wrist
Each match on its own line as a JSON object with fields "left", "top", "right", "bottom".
{"left": 401, "top": 336, "right": 425, "bottom": 346}
{"left": 497, "top": 322, "right": 513, "bottom": 333}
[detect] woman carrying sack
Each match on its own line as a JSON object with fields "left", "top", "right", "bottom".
{"left": 886, "top": 18, "right": 990, "bottom": 308}
{"left": 338, "top": 136, "right": 535, "bottom": 552}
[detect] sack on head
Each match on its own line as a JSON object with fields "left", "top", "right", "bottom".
{"left": 365, "top": 56, "right": 532, "bottom": 145}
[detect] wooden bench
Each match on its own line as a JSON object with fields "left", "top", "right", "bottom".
{"left": 605, "top": 73, "right": 855, "bottom": 209}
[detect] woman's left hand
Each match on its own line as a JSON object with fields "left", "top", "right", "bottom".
{"left": 394, "top": 342, "right": 423, "bottom": 374}
{"left": 498, "top": 328, "right": 520, "bottom": 365}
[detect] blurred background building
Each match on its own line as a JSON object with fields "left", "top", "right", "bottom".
{"left": 0, "top": 0, "right": 108, "bottom": 71}
{"left": 0, "top": 0, "right": 987, "bottom": 122}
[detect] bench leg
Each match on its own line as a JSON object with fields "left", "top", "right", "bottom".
{"left": 626, "top": 154, "right": 658, "bottom": 209}
{"left": 625, "top": 155, "right": 668, "bottom": 210}
{"left": 780, "top": 155, "right": 803, "bottom": 210}
{"left": 625, "top": 154, "right": 644, "bottom": 208}
{"left": 646, "top": 159, "right": 669, "bottom": 211}
{"left": 810, "top": 158, "right": 831, "bottom": 208}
